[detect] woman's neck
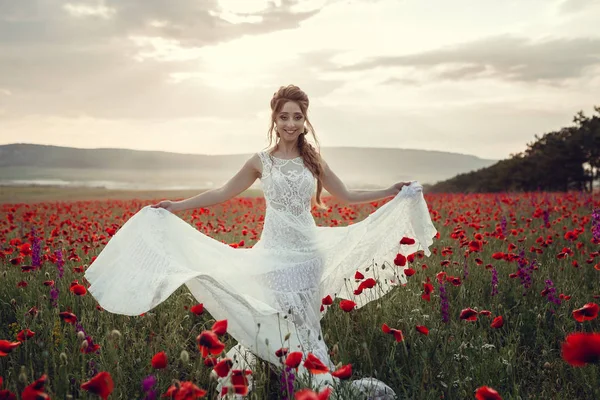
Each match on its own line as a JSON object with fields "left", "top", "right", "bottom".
{"left": 274, "top": 141, "right": 299, "bottom": 156}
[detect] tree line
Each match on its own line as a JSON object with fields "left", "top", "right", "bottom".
{"left": 427, "top": 106, "right": 600, "bottom": 193}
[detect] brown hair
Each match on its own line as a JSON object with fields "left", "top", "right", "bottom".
{"left": 265, "top": 84, "right": 327, "bottom": 210}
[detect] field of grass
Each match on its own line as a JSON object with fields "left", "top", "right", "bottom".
{"left": 0, "top": 188, "right": 599, "bottom": 399}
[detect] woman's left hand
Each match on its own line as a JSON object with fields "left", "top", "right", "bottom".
{"left": 389, "top": 181, "right": 416, "bottom": 196}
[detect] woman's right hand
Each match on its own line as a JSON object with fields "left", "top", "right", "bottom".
{"left": 150, "top": 200, "right": 177, "bottom": 212}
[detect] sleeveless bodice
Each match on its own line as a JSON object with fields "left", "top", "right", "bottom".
{"left": 256, "top": 150, "right": 318, "bottom": 252}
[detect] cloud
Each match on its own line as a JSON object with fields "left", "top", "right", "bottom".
{"left": 337, "top": 35, "right": 600, "bottom": 84}
{"left": 0, "top": 0, "right": 337, "bottom": 120}
{"left": 63, "top": 3, "right": 116, "bottom": 19}
{"left": 557, "top": 0, "right": 599, "bottom": 14}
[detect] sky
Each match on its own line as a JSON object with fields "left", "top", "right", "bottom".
{"left": 0, "top": 0, "right": 599, "bottom": 160}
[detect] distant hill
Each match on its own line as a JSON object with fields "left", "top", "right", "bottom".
{"left": 0, "top": 143, "right": 498, "bottom": 191}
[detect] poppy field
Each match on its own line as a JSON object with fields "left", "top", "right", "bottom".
{"left": 1, "top": 190, "right": 599, "bottom": 399}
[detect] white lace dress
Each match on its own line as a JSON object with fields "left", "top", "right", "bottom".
{"left": 84, "top": 150, "right": 437, "bottom": 397}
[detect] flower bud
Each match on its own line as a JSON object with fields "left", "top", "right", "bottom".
{"left": 77, "top": 331, "right": 86, "bottom": 340}
{"left": 110, "top": 329, "right": 122, "bottom": 340}
{"left": 180, "top": 350, "right": 190, "bottom": 363}
{"left": 60, "top": 352, "right": 68, "bottom": 365}
{"left": 18, "top": 366, "right": 28, "bottom": 383}
{"left": 80, "top": 340, "right": 89, "bottom": 351}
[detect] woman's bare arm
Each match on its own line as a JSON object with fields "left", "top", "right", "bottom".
{"left": 320, "top": 157, "right": 394, "bottom": 205}
{"left": 173, "top": 154, "right": 261, "bottom": 212}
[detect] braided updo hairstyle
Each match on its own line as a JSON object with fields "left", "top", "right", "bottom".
{"left": 266, "top": 84, "right": 326, "bottom": 210}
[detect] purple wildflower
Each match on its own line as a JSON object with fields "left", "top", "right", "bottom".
{"left": 49, "top": 286, "right": 59, "bottom": 308}
{"left": 82, "top": 334, "right": 100, "bottom": 354}
{"left": 30, "top": 226, "right": 42, "bottom": 269}
{"left": 75, "top": 321, "right": 87, "bottom": 337}
{"left": 592, "top": 208, "right": 600, "bottom": 241}
{"left": 439, "top": 280, "right": 449, "bottom": 323}
{"left": 516, "top": 249, "right": 533, "bottom": 294}
{"left": 543, "top": 279, "right": 561, "bottom": 314}
{"left": 144, "top": 390, "right": 157, "bottom": 400}
{"left": 88, "top": 359, "right": 98, "bottom": 377}
{"left": 543, "top": 209, "right": 550, "bottom": 228}
{"left": 280, "top": 366, "right": 295, "bottom": 399}
{"left": 142, "top": 375, "right": 157, "bottom": 391}
{"left": 500, "top": 216, "right": 507, "bottom": 236}
{"left": 491, "top": 267, "right": 499, "bottom": 297}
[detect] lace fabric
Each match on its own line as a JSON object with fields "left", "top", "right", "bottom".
{"left": 84, "top": 149, "right": 438, "bottom": 397}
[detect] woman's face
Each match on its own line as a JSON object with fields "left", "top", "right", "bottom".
{"left": 275, "top": 101, "right": 305, "bottom": 142}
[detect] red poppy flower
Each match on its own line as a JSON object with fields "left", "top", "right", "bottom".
{"left": 400, "top": 237, "right": 416, "bottom": 245}
{"left": 331, "top": 364, "right": 352, "bottom": 379}
{"left": 479, "top": 310, "right": 492, "bottom": 316}
{"left": 196, "top": 331, "right": 225, "bottom": 357}
{"left": 295, "top": 387, "right": 332, "bottom": 400}
{"left": 211, "top": 320, "right": 227, "bottom": 336}
{"left": 355, "top": 278, "right": 377, "bottom": 295}
{"left": 43, "top": 280, "right": 54, "bottom": 286}
{"left": 459, "top": 308, "right": 478, "bottom": 322}
{"left": 572, "top": 303, "right": 599, "bottom": 322}
{"left": 303, "top": 353, "right": 330, "bottom": 374}
{"left": 0, "top": 340, "right": 21, "bottom": 356}
{"left": 339, "top": 300, "right": 356, "bottom": 312}
{"left": 21, "top": 374, "right": 50, "bottom": 400}
{"left": 16, "top": 329, "right": 35, "bottom": 342}
{"left": 492, "top": 252, "right": 505, "bottom": 260}
{"left": 190, "top": 303, "right": 204, "bottom": 315}
{"left": 468, "top": 240, "right": 482, "bottom": 252}
{"left": 561, "top": 332, "right": 600, "bottom": 366}
{"left": 354, "top": 271, "right": 364, "bottom": 280}
{"left": 382, "top": 323, "right": 403, "bottom": 342}
{"left": 229, "top": 369, "right": 252, "bottom": 396}
{"left": 416, "top": 325, "right": 429, "bottom": 335}
{"left": 214, "top": 358, "right": 233, "bottom": 378}
{"left": 151, "top": 351, "right": 167, "bottom": 369}
{"left": 164, "top": 381, "right": 207, "bottom": 399}
{"left": 394, "top": 253, "right": 407, "bottom": 267}
{"left": 203, "top": 357, "right": 218, "bottom": 367}
{"left": 491, "top": 316, "right": 504, "bottom": 329}
{"left": 59, "top": 311, "right": 78, "bottom": 324}
{"left": 404, "top": 268, "right": 416, "bottom": 277}
{"left": 69, "top": 284, "right": 87, "bottom": 296}
{"left": 285, "top": 352, "right": 303, "bottom": 368}
{"left": 321, "top": 295, "right": 333, "bottom": 306}
{"left": 275, "top": 347, "right": 289, "bottom": 357}
{"left": 80, "top": 372, "right": 114, "bottom": 400}
{"left": 475, "top": 385, "right": 502, "bottom": 400}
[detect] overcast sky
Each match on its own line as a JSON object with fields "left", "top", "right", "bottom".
{"left": 1, "top": 0, "right": 599, "bottom": 160}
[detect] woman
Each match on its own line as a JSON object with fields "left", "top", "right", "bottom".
{"left": 84, "top": 85, "right": 437, "bottom": 398}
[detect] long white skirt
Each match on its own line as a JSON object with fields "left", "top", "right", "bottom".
{"left": 84, "top": 182, "right": 437, "bottom": 376}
